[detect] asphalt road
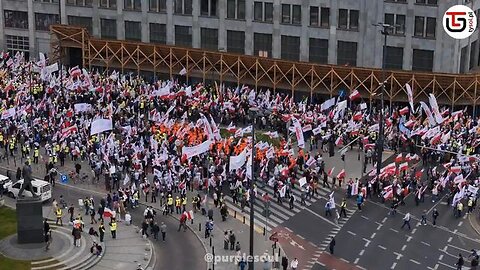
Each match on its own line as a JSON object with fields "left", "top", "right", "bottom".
{"left": 50, "top": 184, "right": 206, "bottom": 270}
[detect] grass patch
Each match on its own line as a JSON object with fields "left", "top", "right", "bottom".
{"left": 220, "top": 129, "right": 281, "bottom": 147}
{"left": 0, "top": 206, "right": 17, "bottom": 240}
{"left": 0, "top": 255, "right": 31, "bottom": 270}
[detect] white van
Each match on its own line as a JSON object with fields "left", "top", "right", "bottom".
{"left": 0, "top": 174, "right": 11, "bottom": 193}
{"left": 6, "top": 179, "right": 52, "bottom": 202}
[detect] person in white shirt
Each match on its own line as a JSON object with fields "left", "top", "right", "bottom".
{"left": 125, "top": 212, "right": 132, "bottom": 225}
{"left": 290, "top": 258, "right": 298, "bottom": 270}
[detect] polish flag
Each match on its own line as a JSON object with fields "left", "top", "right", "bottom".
{"left": 404, "top": 120, "right": 415, "bottom": 128}
{"left": 349, "top": 89, "right": 361, "bottom": 101}
{"left": 61, "top": 125, "right": 78, "bottom": 139}
{"left": 399, "top": 162, "right": 409, "bottom": 172}
{"left": 103, "top": 207, "right": 116, "bottom": 218}
{"left": 453, "top": 174, "right": 464, "bottom": 184}
{"left": 282, "top": 114, "right": 292, "bottom": 122}
{"left": 178, "top": 180, "right": 186, "bottom": 190}
{"left": 383, "top": 185, "right": 393, "bottom": 200}
{"left": 336, "top": 169, "right": 346, "bottom": 179}
{"left": 327, "top": 167, "right": 335, "bottom": 177}
{"left": 362, "top": 136, "right": 369, "bottom": 144}
{"left": 335, "top": 136, "right": 343, "bottom": 146}
{"left": 399, "top": 107, "right": 409, "bottom": 115}
{"left": 395, "top": 153, "right": 403, "bottom": 163}
{"left": 364, "top": 143, "right": 375, "bottom": 150}
{"left": 69, "top": 66, "right": 81, "bottom": 77}
{"left": 226, "top": 122, "right": 236, "bottom": 133}
{"left": 4, "top": 80, "right": 14, "bottom": 93}
{"left": 429, "top": 133, "right": 442, "bottom": 145}
{"left": 184, "top": 210, "right": 194, "bottom": 220}
{"left": 450, "top": 166, "right": 462, "bottom": 174}
{"left": 353, "top": 112, "right": 362, "bottom": 121}
{"left": 415, "top": 169, "right": 424, "bottom": 179}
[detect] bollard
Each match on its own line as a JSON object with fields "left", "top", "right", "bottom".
{"left": 234, "top": 211, "right": 237, "bottom": 218}
{"left": 209, "top": 237, "right": 212, "bottom": 247}
{"left": 145, "top": 243, "right": 150, "bottom": 251}
{"left": 263, "top": 227, "right": 266, "bottom": 236}
{"left": 199, "top": 223, "right": 201, "bottom": 231}
{"left": 144, "top": 252, "right": 149, "bottom": 261}
{"left": 243, "top": 216, "right": 245, "bottom": 224}
{"left": 191, "top": 219, "right": 194, "bottom": 225}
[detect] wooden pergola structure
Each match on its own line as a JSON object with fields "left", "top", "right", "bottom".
{"left": 50, "top": 24, "right": 480, "bottom": 107}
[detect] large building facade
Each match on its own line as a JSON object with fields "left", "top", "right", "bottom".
{"left": 0, "top": 0, "right": 479, "bottom": 74}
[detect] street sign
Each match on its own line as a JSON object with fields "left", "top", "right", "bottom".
{"left": 60, "top": 174, "right": 68, "bottom": 183}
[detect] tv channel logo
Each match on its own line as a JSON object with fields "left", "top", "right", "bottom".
{"left": 443, "top": 5, "right": 477, "bottom": 40}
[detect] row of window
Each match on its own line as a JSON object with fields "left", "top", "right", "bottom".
{"left": 387, "top": 0, "right": 437, "bottom": 4}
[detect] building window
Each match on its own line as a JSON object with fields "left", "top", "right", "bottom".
{"left": 281, "top": 36, "right": 300, "bottom": 61}
{"left": 338, "top": 9, "right": 358, "bottom": 30}
{"left": 384, "top": 14, "right": 405, "bottom": 35}
{"left": 412, "top": 49, "right": 434, "bottom": 71}
{"left": 100, "top": 0, "right": 117, "bottom": 9}
{"left": 460, "top": 46, "right": 468, "bottom": 73}
{"left": 150, "top": 23, "right": 166, "bottom": 44}
{"left": 201, "top": 0, "right": 217, "bottom": 17}
{"left": 384, "top": 46, "right": 403, "bottom": 70}
{"left": 124, "top": 0, "right": 141, "bottom": 11}
{"left": 175, "top": 25, "right": 192, "bottom": 47}
{"left": 67, "top": 0, "right": 93, "bottom": 6}
{"left": 101, "top": 19, "right": 117, "bottom": 39}
{"left": 309, "top": 38, "right": 328, "bottom": 64}
{"left": 254, "top": 2, "right": 273, "bottom": 23}
{"left": 470, "top": 41, "right": 477, "bottom": 70}
{"left": 68, "top": 16, "right": 92, "bottom": 33}
{"left": 386, "top": 0, "right": 407, "bottom": 2}
{"left": 415, "top": 0, "right": 437, "bottom": 5}
{"left": 281, "top": 4, "right": 301, "bottom": 25}
{"left": 175, "top": 0, "right": 192, "bottom": 15}
{"left": 310, "top": 7, "right": 319, "bottom": 26}
{"left": 320, "top": 7, "right": 330, "bottom": 28}
{"left": 125, "top": 21, "right": 141, "bottom": 41}
{"left": 6, "top": 35, "right": 30, "bottom": 59}
{"left": 201, "top": 28, "right": 218, "bottom": 50}
{"left": 149, "top": 0, "right": 166, "bottom": 12}
{"left": 35, "top": 13, "right": 59, "bottom": 31}
{"left": 414, "top": 16, "right": 435, "bottom": 38}
{"left": 337, "top": 41, "right": 357, "bottom": 66}
{"left": 253, "top": 33, "right": 272, "bottom": 58}
{"left": 227, "top": 0, "right": 245, "bottom": 19}
{"left": 227, "top": 30, "right": 245, "bottom": 54}
{"left": 34, "top": 0, "right": 60, "bottom": 3}
{"left": 4, "top": 11, "right": 28, "bottom": 29}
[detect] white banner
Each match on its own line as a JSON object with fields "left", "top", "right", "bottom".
{"left": 320, "top": 97, "right": 336, "bottom": 111}
{"left": 420, "top": 102, "right": 436, "bottom": 126}
{"left": 45, "top": 63, "right": 59, "bottom": 74}
{"left": 90, "top": 118, "right": 113, "bottom": 135}
{"left": 405, "top": 83, "right": 414, "bottom": 112}
{"left": 292, "top": 117, "right": 305, "bottom": 148}
{"left": 428, "top": 94, "right": 444, "bottom": 124}
{"left": 182, "top": 139, "right": 213, "bottom": 159}
{"left": 229, "top": 149, "right": 247, "bottom": 171}
{"left": 298, "top": 177, "right": 307, "bottom": 187}
{"left": 74, "top": 103, "right": 92, "bottom": 113}
{"left": 1, "top": 107, "right": 16, "bottom": 120}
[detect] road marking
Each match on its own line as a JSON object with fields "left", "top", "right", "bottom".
{"left": 391, "top": 262, "right": 397, "bottom": 269}
{"left": 453, "top": 229, "right": 458, "bottom": 234}
{"left": 421, "top": 241, "right": 431, "bottom": 247}
{"left": 285, "top": 227, "right": 293, "bottom": 232}
{"left": 378, "top": 245, "right": 387, "bottom": 250}
{"left": 406, "top": 236, "right": 412, "bottom": 242}
{"left": 382, "top": 217, "right": 388, "bottom": 223}
{"left": 401, "top": 245, "right": 407, "bottom": 251}
{"left": 393, "top": 252, "right": 403, "bottom": 260}
{"left": 347, "top": 231, "right": 356, "bottom": 236}
{"left": 354, "top": 258, "right": 360, "bottom": 264}
{"left": 437, "top": 261, "right": 456, "bottom": 269}
{"left": 434, "top": 264, "right": 439, "bottom": 270}
{"left": 411, "top": 228, "right": 417, "bottom": 234}
{"left": 357, "top": 266, "right": 367, "bottom": 270}
{"left": 376, "top": 224, "right": 383, "bottom": 230}
{"left": 297, "top": 234, "right": 305, "bottom": 240}
{"left": 362, "top": 238, "right": 371, "bottom": 247}
{"left": 409, "top": 259, "right": 421, "bottom": 265}
{"left": 447, "top": 244, "right": 471, "bottom": 253}
{"left": 458, "top": 221, "right": 463, "bottom": 227}
{"left": 370, "top": 233, "right": 376, "bottom": 239}
{"left": 439, "top": 255, "right": 443, "bottom": 260}
{"left": 361, "top": 215, "right": 369, "bottom": 220}
{"left": 303, "top": 207, "right": 340, "bottom": 227}
{"left": 447, "top": 237, "right": 453, "bottom": 243}
{"left": 390, "top": 228, "right": 399, "bottom": 233}
{"left": 359, "top": 249, "right": 365, "bottom": 256}
{"left": 340, "top": 258, "right": 350, "bottom": 263}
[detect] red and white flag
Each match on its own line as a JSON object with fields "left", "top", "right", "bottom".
{"left": 336, "top": 169, "right": 346, "bottom": 179}
{"left": 327, "top": 167, "right": 335, "bottom": 177}
{"left": 349, "top": 89, "right": 361, "bottom": 101}
{"left": 352, "top": 112, "right": 362, "bottom": 121}
{"left": 399, "top": 107, "right": 409, "bottom": 115}
{"left": 61, "top": 125, "right": 78, "bottom": 139}
{"left": 103, "top": 207, "right": 116, "bottom": 218}
{"left": 405, "top": 83, "right": 414, "bottom": 112}
{"left": 335, "top": 136, "right": 343, "bottom": 146}
{"left": 450, "top": 166, "right": 462, "bottom": 174}
{"left": 69, "top": 66, "right": 81, "bottom": 77}
{"left": 399, "top": 162, "right": 409, "bottom": 172}
{"left": 395, "top": 153, "right": 403, "bottom": 163}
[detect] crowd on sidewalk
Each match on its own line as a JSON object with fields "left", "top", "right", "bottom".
{"left": 2, "top": 52, "right": 480, "bottom": 268}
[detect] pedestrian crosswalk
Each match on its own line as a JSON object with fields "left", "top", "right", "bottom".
{"left": 223, "top": 182, "right": 356, "bottom": 232}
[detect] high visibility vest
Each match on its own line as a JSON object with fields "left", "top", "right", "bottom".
{"left": 22, "top": 145, "right": 27, "bottom": 152}
{"left": 53, "top": 156, "right": 58, "bottom": 163}
{"left": 64, "top": 147, "right": 69, "bottom": 154}
{"left": 9, "top": 141, "right": 14, "bottom": 149}
{"left": 468, "top": 200, "right": 474, "bottom": 207}
{"left": 167, "top": 198, "right": 173, "bottom": 205}
{"left": 49, "top": 156, "right": 53, "bottom": 163}
{"left": 110, "top": 222, "right": 117, "bottom": 231}
{"left": 34, "top": 149, "right": 39, "bottom": 157}
{"left": 0, "top": 134, "right": 3, "bottom": 142}
{"left": 56, "top": 208, "right": 62, "bottom": 217}
{"left": 140, "top": 102, "right": 144, "bottom": 109}
{"left": 175, "top": 199, "right": 181, "bottom": 206}
{"left": 99, "top": 225, "right": 105, "bottom": 233}
{"left": 458, "top": 203, "right": 463, "bottom": 211}
{"left": 182, "top": 198, "right": 187, "bottom": 205}
{"left": 341, "top": 201, "right": 347, "bottom": 208}
{"left": 133, "top": 193, "right": 139, "bottom": 200}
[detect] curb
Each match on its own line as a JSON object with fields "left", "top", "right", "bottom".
{"left": 468, "top": 214, "right": 480, "bottom": 236}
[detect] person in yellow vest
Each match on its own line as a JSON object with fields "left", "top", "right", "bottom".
{"left": 109, "top": 218, "right": 117, "bottom": 239}
{"left": 99, "top": 221, "right": 105, "bottom": 242}
{"left": 9, "top": 139, "right": 15, "bottom": 157}
{"left": 182, "top": 196, "right": 187, "bottom": 212}
{"left": 456, "top": 202, "right": 463, "bottom": 218}
{"left": 0, "top": 133, "right": 4, "bottom": 149}
{"left": 175, "top": 196, "right": 182, "bottom": 214}
{"left": 55, "top": 207, "right": 63, "bottom": 226}
{"left": 340, "top": 198, "right": 348, "bottom": 218}
{"left": 192, "top": 196, "right": 198, "bottom": 213}
{"left": 167, "top": 194, "right": 174, "bottom": 214}
{"left": 468, "top": 197, "right": 474, "bottom": 214}
{"left": 53, "top": 154, "right": 58, "bottom": 164}
{"left": 33, "top": 147, "right": 39, "bottom": 164}
{"left": 21, "top": 145, "right": 27, "bottom": 158}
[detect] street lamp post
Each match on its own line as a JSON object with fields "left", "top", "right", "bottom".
{"left": 249, "top": 108, "right": 258, "bottom": 270}
{"left": 373, "top": 23, "right": 394, "bottom": 178}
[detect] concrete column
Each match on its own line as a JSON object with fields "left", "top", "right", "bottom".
{"left": 141, "top": 0, "right": 148, "bottom": 42}
{"left": 403, "top": 2, "right": 414, "bottom": 70}
{"left": 245, "top": 0, "right": 253, "bottom": 55}
{"left": 192, "top": 0, "right": 200, "bottom": 48}
{"left": 166, "top": 0, "right": 174, "bottom": 45}
{"left": 218, "top": 0, "right": 226, "bottom": 51}
{"left": 0, "top": 0, "right": 5, "bottom": 52}
{"left": 328, "top": 0, "right": 338, "bottom": 64}
{"left": 117, "top": 0, "right": 125, "bottom": 40}
{"left": 299, "top": 0, "right": 309, "bottom": 61}
{"left": 27, "top": 0, "right": 36, "bottom": 59}
{"left": 92, "top": 0, "right": 100, "bottom": 37}
{"left": 272, "top": 0, "right": 280, "bottom": 58}
{"left": 60, "top": 0, "right": 67, "bottom": 24}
